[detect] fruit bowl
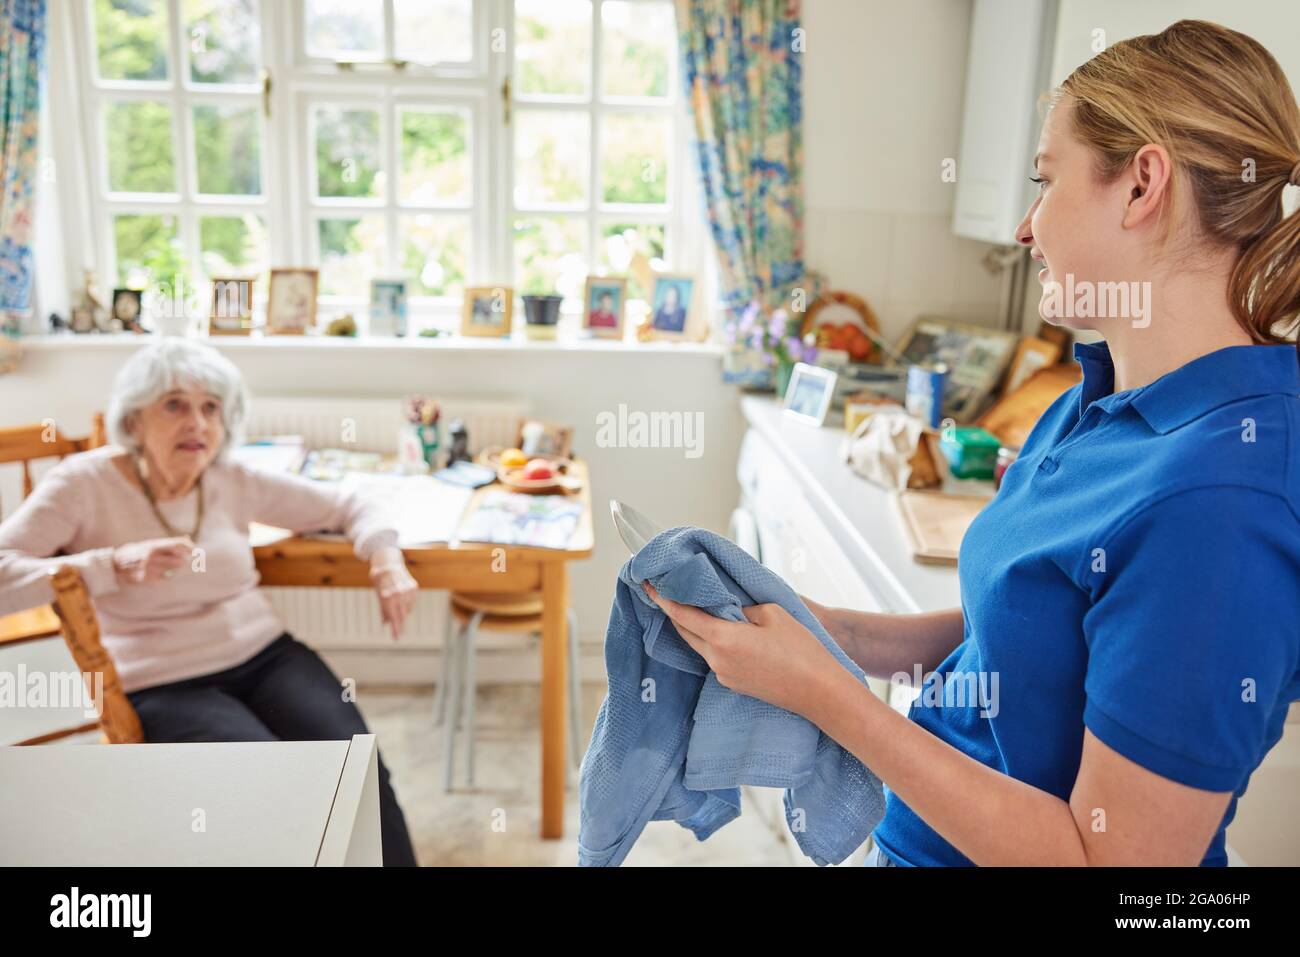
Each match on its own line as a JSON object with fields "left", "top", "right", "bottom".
{"left": 495, "top": 466, "right": 581, "bottom": 494}
{"left": 478, "top": 447, "right": 579, "bottom": 493}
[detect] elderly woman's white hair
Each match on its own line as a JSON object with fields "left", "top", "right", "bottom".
{"left": 106, "top": 338, "right": 249, "bottom": 457}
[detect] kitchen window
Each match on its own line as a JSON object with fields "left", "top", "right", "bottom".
{"left": 62, "top": 0, "right": 694, "bottom": 329}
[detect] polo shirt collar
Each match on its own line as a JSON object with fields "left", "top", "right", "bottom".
{"left": 1071, "top": 339, "right": 1300, "bottom": 434}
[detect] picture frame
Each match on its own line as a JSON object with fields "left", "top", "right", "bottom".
{"left": 111, "top": 288, "right": 144, "bottom": 331}
{"left": 647, "top": 274, "right": 694, "bottom": 340}
{"left": 892, "top": 316, "right": 1020, "bottom": 422}
{"left": 267, "top": 268, "right": 319, "bottom": 335}
{"left": 516, "top": 418, "right": 573, "bottom": 459}
{"left": 582, "top": 276, "right": 627, "bottom": 339}
{"left": 1003, "top": 335, "right": 1063, "bottom": 395}
{"left": 461, "top": 286, "right": 513, "bottom": 338}
{"left": 783, "top": 362, "right": 839, "bottom": 427}
{"left": 369, "top": 278, "right": 409, "bottom": 337}
{"left": 208, "top": 277, "right": 254, "bottom": 336}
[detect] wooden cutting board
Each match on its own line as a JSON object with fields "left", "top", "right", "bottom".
{"left": 896, "top": 490, "right": 991, "bottom": 565}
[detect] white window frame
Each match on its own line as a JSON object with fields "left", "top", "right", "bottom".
{"left": 67, "top": 0, "right": 276, "bottom": 304}
{"left": 506, "top": 0, "right": 690, "bottom": 321}
{"left": 61, "top": 0, "right": 701, "bottom": 330}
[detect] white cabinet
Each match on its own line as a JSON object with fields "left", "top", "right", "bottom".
{"left": 0, "top": 735, "right": 382, "bottom": 865}
{"left": 951, "top": 0, "right": 1059, "bottom": 244}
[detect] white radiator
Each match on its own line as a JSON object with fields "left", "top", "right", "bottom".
{"left": 244, "top": 394, "right": 530, "bottom": 457}
{"left": 246, "top": 395, "right": 532, "bottom": 684}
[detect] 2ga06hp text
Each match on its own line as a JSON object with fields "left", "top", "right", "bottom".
{"left": 1119, "top": 892, "right": 1251, "bottom": 908}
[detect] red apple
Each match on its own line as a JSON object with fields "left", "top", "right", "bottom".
{"left": 523, "top": 458, "right": 554, "bottom": 481}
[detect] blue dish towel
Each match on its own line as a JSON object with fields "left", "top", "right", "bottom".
{"left": 577, "top": 526, "right": 886, "bottom": 866}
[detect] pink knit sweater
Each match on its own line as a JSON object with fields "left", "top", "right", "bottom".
{"left": 0, "top": 446, "right": 398, "bottom": 692}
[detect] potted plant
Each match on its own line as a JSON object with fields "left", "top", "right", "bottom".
{"left": 403, "top": 395, "right": 442, "bottom": 469}
{"left": 723, "top": 301, "right": 818, "bottom": 396}
{"left": 521, "top": 287, "right": 563, "bottom": 340}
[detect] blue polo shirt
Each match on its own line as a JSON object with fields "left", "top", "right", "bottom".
{"left": 872, "top": 340, "right": 1300, "bottom": 866}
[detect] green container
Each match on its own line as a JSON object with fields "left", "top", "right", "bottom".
{"left": 939, "top": 425, "right": 1001, "bottom": 480}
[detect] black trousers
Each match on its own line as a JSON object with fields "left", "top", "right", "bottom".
{"left": 127, "top": 632, "right": 418, "bottom": 867}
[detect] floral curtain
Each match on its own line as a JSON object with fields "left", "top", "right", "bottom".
{"left": 0, "top": 0, "right": 46, "bottom": 318}
{"left": 676, "top": 0, "right": 809, "bottom": 315}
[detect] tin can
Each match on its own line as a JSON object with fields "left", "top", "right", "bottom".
{"left": 994, "top": 445, "right": 1020, "bottom": 489}
{"left": 905, "top": 363, "right": 948, "bottom": 429}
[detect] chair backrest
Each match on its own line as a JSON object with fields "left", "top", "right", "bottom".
{"left": 48, "top": 565, "right": 144, "bottom": 745}
{"left": 6, "top": 567, "right": 144, "bottom": 746}
{"left": 0, "top": 412, "right": 107, "bottom": 510}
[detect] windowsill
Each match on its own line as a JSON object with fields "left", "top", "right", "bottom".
{"left": 14, "top": 331, "right": 727, "bottom": 356}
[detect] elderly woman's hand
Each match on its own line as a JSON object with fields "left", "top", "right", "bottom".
{"left": 112, "top": 537, "right": 194, "bottom": 585}
{"left": 641, "top": 580, "right": 845, "bottom": 719}
{"left": 369, "top": 546, "right": 417, "bottom": 640}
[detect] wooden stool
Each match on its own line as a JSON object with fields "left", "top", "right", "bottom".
{"left": 435, "top": 592, "right": 583, "bottom": 791}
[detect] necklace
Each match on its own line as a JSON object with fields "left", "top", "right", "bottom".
{"left": 132, "top": 455, "right": 204, "bottom": 541}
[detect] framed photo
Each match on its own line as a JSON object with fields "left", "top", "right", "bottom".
{"left": 267, "top": 268, "right": 319, "bottom": 335}
{"left": 208, "top": 278, "right": 254, "bottom": 336}
{"left": 892, "top": 316, "right": 1019, "bottom": 421}
{"left": 369, "top": 278, "right": 409, "bottom": 337}
{"left": 516, "top": 418, "right": 573, "bottom": 459}
{"left": 461, "top": 286, "right": 513, "bottom": 338}
{"left": 783, "top": 362, "right": 839, "bottom": 427}
{"left": 648, "top": 274, "right": 694, "bottom": 339}
{"left": 111, "top": 288, "right": 143, "bottom": 331}
{"left": 582, "top": 276, "right": 626, "bottom": 339}
{"left": 1003, "top": 336, "right": 1063, "bottom": 395}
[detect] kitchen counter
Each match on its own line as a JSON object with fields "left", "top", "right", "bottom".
{"left": 740, "top": 395, "right": 961, "bottom": 614}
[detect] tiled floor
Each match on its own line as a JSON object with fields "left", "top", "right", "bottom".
{"left": 359, "top": 683, "right": 796, "bottom": 866}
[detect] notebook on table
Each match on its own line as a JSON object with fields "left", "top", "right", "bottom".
{"left": 456, "top": 489, "right": 583, "bottom": 550}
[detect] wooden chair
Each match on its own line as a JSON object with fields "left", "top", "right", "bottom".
{"left": 6, "top": 565, "right": 144, "bottom": 745}
{"left": 435, "top": 590, "right": 582, "bottom": 791}
{"left": 0, "top": 413, "right": 107, "bottom": 646}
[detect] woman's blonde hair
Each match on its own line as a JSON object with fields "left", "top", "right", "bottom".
{"left": 1046, "top": 19, "right": 1300, "bottom": 345}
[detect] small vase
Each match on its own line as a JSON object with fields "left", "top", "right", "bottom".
{"left": 774, "top": 360, "right": 795, "bottom": 398}
{"left": 409, "top": 422, "right": 441, "bottom": 469}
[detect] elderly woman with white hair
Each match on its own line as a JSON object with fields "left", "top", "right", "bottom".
{"left": 0, "top": 338, "right": 420, "bottom": 866}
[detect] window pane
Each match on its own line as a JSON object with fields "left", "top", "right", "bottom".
{"left": 394, "top": 0, "right": 472, "bottom": 65}
{"left": 401, "top": 215, "right": 468, "bottom": 298}
{"left": 318, "top": 217, "right": 386, "bottom": 297}
{"left": 314, "top": 106, "right": 383, "bottom": 199}
{"left": 514, "top": 111, "right": 589, "bottom": 206}
{"left": 94, "top": 0, "right": 169, "bottom": 82}
{"left": 114, "top": 214, "right": 182, "bottom": 289}
{"left": 399, "top": 109, "right": 470, "bottom": 204}
{"left": 601, "top": 1, "right": 673, "bottom": 98}
{"left": 193, "top": 104, "right": 262, "bottom": 195}
{"left": 105, "top": 101, "right": 175, "bottom": 193}
{"left": 601, "top": 113, "right": 669, "bottom": 204}
{"left": 185, "top": 0, "right": 262, "bottom": 85}
{"left": 513, "top": 216, "right": 587, "bottom": 301}
{"left": 305, "top": 0, "right": 382, "bottom": 59}
{"left": 599, "top": 222, "right": 666, "bottom": 299}
{"left": 199, "top": 214, "right": 268, "bottom": 282}
{"left": 514, "top": 0, "right": 590, "bottom": 96}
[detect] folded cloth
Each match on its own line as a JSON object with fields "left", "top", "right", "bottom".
{"left": 577, "top": 526, "right": 886, "bottom": 866}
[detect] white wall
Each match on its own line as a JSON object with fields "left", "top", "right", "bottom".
{"left": 1052, "top": 0, "right": 1300, "bottom": 86}
{"left": 803, "top": 0, "right": 1008, "bottom": 340}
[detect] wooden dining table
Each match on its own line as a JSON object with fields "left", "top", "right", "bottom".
{"left": 252, "top": 461, "right": 594, "bottom": 839}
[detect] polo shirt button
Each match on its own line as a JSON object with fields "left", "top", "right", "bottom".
{"left": 1039, "top": 457, "right": 1059, "bottom": 474}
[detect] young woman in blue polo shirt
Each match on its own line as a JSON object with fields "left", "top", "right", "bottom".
{"left": 645, "top": 19, "right": 1300, "bottom": 866}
